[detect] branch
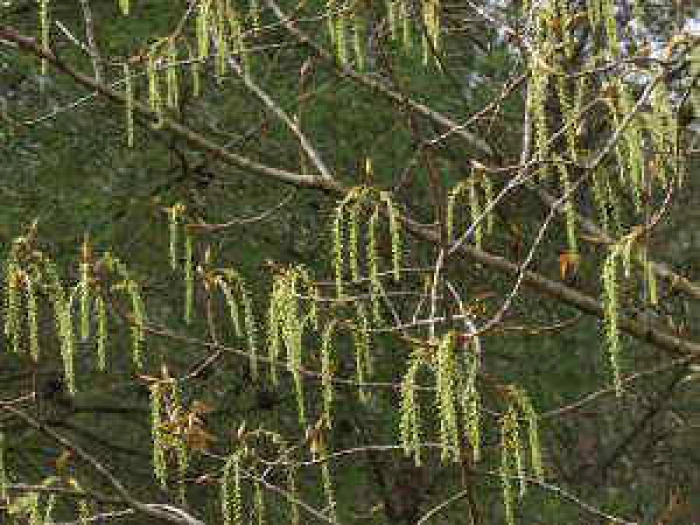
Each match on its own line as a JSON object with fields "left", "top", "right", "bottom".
{"left": 227, "top": 57, "right": 334, "bottom": 181}
{"left": 0, "top": 404, "right": 208, "bottom": 525}
{"left": 262, "top": 0, "right": 494, "bottom": 158}
{"left": 537, "top": 186, "right": 700, "bottom": 301}
{"left": 404, "top": 218, "right": 700, "bottom": 358}
{"left": 77, "top": 0, "right": 104, "bottom": 82}
{"left": 0, "top": 26, "right": 340, "bottom": 193}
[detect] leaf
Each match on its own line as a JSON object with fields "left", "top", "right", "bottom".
{"left": 191, "top": 400, "right": 213, "bottom": 415}
{"left": 185, "top": 426, "right": 217, "bottom": 452}
{"left": 559, "top": 251, "right": 581, "bottom": 281}
{"left": 53, "top": 449, "right": 74, "bottom": 478}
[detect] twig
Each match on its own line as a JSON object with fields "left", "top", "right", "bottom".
{"left": 0, "top": 405, "right": 207, "bottom": 525}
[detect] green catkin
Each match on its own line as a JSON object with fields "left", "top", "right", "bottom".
{"left": 602, "top": 249, "right": 623, "bottom": 396}
{"left": 621, "top": 236, "right": 633, "bottom": 284}
{"left": 459, "top": 340, "right": 481, "bottom": 462}
{"left": 271, "top": 270, "right": 306, "bottom": 423}
{"left": 326, "top": 0, "right": 337, "bottom": 44}
{"left": 39, "top": 0, "right": 49, "bottom": 76}
{"left": 587, "top": 0, "right": 601, "bottom": 28}
{"left": 368, "top": 207, "right": 383, "bottom": 322}
{"left": 649, "top": 77, "right": 674, "bottom": 187}
{"left": 353, "top": 304, "right": 372, "bottom": 403}
{"left": 482, "top": 174, "right": 495, "bottom": 234}
{"left": 96, "top": 294, "right": 108, "bottom": 371}
{"left": 511, "top": 411, "right": 525, "bottom": 496}
{"left": 421, "top": 24, "right": 430, "bottom": 65}
{"left": 118, "top": 0, "right": 129, "bottom": 15}
{"left": 71, "top": 482, "right": 90, "bottom": 525}
{"left": 221, "top": 270, "right": 259, "bottom": 379}
{"left": 219, "top": 280, "right": 242, "bottom": 336}
{"left": 556, "top": 162, "right": 578, "bottom": 255}
{"left": 147, "top": 45, "right": 163, "bottom": 122}
{"left": 124, "top": 62, "right": 134, "bottom": 147}
{"left": 104, "top": 254, "right": 146, "bottom": 369}
{"left": 5, "top": 267, "right": 21, "bottom": 355}
{"left": 79, "top": 501, "right": 91, "bottom": 525}
{"left": 500, "top": 403, "right": 526, "bottom": 523}
{"left": 79, "top": 240, "right": 92, "bottom": 341}
{"left": 646, "top": 252, "right": 658, "bottom": 306}
{"left": 592, "top": 167, "right": 611, "bottom": 234}
{"left": 254, "top": 481, "right": 265, "bottom": 525}
{"left": 380, "top": 191, "right": 402, "bottom": 281}
{"left": 386, "top": 0, "right": 397, "bottom": 40}
{"left": 556, "top": 74, "right": 577, "bottom": 157}
{"left": 184, "top": 231, "right": 195, "bottom": 324}
{"left": 289, "top": 329, "right": 306, "bottom": 425}
{"left": 436, "top": 332, "right": 459, "bottom": 462}
{"left": 530, "top": 58, "right": 550, "bottom": 178}
{"left": 197, "top": 1, "right": 211, "bottom": 60}
{"left": 335, "top": 15, "right": 348, "bottom": 65}
{"left": 189, "top": 44, "right": 202, "bottom": 98}
{"left": 267, "top": 284, "right": 282, "bottom": 385}
{"left": 29, "top": 492, "right": 41, "bottom": 525}
{"left": 150, "top": 384, "right": 168, "bottom": 488}
{"left": 249, "top": 0, "right": 261, "bottom": 33}
{"left": 618, "top": 83, "right": 645, "bottom": 209}
{"left": 468, "top": 180, "right": 483, "bottom": 249}
{"left": 168, "top": 204, "right": 182, "bottom": 270}
{"left": 447, "top": 189, "right": 457, "bottom": 243}
{"left": 129, "top": 281, "right": 146, "bottom": 369}
{"left": 514, "top": 388, "right": 544, "bottom": 481}
{"left": 176, "top": 448, "right": 187, "bottom": 505}
{"left": 305, "top": 281, "right": 320, "bottom": 331}
{"left": 400, "top": 354, "right": 423, "bottom": 465}
{"left": 215, "top": 6, "right": 229, "bottom": 78}
{"left": 352, "top": 14, "right": 365, "bottom": 70}
{"left": 401, "top": 0, "right": 412, "bottom": 51}
{"left": 43, "top": 494, "right": 57, "bottom": 525}
{"left": 573, "top": 74, "right": 588, "bottom": 151}
{"left": 449, "top": 178, "right": 488, "bottom": 246}
{"left": 557, "top": 0, "right": 574, "bottom": 59}
{"left": 320, "top": 321, "right": 336, "bottom": 426}
{"left": 7, "top": 271, "right": 23, "bottom": 354}
{"left": 332, "top": 204, "right": 345, "bottom": 297}
{"left": 26, "top": 278, "right": 40, "bottom": 361}
{"left": 166, "top": 40, "right": 179, "bottom": 110}
{"left": 0, "top": 432, "right": 7, "bottom": 500}
{"left": 286, "top": 464, "right": 300, "bottom": 525}
{"left": 601, "top": 0, "right": 620, "bottom": 57}
{"left": 423, "top": 0, "right": 440, "bottom": 58}
{"left": 221, "top": 452, "right": 243, "bottom": 525}
{"left": 349, "top": 201, "right": 361, "bottom": 282}
{"left": 228, "top": 7, "right": 250, "bottom": 80}
{"left": 43, "top": 259, "right": 76, "bottom": 394}
{"left": 319, "top": 441, "right": 338, "bottom": 523}
{"left": 606, "top": 172, "right": 623, "bottom": 237}
{"left": 175, "top": 388, "right": 189, "bottom": 505}
{"left": 639, "top": 245, "right": 652, "bottom": 306}
{"left": 500, "top": 432, "right": 516, "bottom": 525}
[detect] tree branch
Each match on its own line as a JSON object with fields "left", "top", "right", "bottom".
{"left": 0, "top": 404, "right": 207, "bottom": 525}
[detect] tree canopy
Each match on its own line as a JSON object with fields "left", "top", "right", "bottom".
{"left": 2, "top": 1, "right": 700, "bottom": 524}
